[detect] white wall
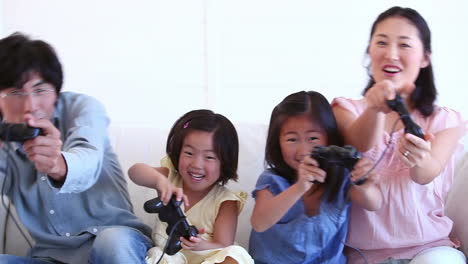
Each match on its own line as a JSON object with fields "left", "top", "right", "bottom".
{"left": 1, "top": 0, "right": 467, "bottom": 128}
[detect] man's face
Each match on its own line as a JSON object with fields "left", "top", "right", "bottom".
{"left": 0, "top": 72, "right": 57, "bottom": 123}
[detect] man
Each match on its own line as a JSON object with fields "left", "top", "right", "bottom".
{"left": 0, "top": 32, "right": 152, "bottom": 263}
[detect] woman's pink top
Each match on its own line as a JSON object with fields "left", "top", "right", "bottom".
{"left": 332, "top": 97, "right": 465, "bottom": 263}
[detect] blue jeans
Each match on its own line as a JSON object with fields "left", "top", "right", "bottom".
{"left": 89, "top": 227, "right": 153, "bottom": 263}
{"left": 0, "top": 227, "right": 153, "bottom": 264}
{"left": 0, "top": 256, "right": 60, "bottom": 264}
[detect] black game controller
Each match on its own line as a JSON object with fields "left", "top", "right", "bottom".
{"left": 387, "top": 94, "right": 425, "bottom": 139}
{"left": 144, "top": 196, "right": 198, "bottom": 255}
{"left": 0, "top": 123, "right": 42, "bottom": 142}
{"left": 311, "top": 145, "right": 365, "bottom": 185}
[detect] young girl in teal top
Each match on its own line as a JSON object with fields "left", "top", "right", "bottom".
{"left": 249, "top": 91, "right": 383, "bottom": 264}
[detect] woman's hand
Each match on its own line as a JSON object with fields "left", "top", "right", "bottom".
{"left": 365, "top": 80, "right": 398, "bottom": 113}
{"left": 295, "top": 155, "right": 326, "bottom": 193}
{"left": 365, "top": 80, "right": 414, "bottom": 113}
{"left": 398, "top": 133, "right": 434, "bottom": 168}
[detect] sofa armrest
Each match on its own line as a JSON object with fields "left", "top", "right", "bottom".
{"left": 0, "top": 197, "right": 32, "bottom": 256}
{"left": 446, "top": 152, "right": 468, "bottom": 256}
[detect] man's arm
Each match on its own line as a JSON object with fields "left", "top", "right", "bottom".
{"left": 49, "top": 94, "right": 110, "bottom": 193}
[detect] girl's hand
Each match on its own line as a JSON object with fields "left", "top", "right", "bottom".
{"left": 180, "top": 228, "right": 209, "bottom": 251}
{"left": 398, "top": 133, "right": 434, "bottom": 168}
{"left": 296, "top": 156, "right": 326, "bottom": 193}
{"left": 350, "top": 158, "right": 379, "bottom": 186}
{"left": 157, "top": 178, "right": 189, "bottom": 207}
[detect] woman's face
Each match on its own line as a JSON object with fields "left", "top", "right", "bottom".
{"left": 368, "top": 16, "right": 430, "bottom": 93}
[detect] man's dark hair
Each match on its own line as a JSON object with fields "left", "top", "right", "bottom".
{"left": 166, "top": 109, "right": 239, "bottom": 185}
{"left": 0, "top": 32, "right": 63, "bottom": 93}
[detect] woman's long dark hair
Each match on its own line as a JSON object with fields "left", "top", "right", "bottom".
{"left": 363, "top": 6, "right": 436, "bottom": 117}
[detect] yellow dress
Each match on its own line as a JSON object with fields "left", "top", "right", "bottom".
{"left": 145, "top": 157, "right": 254, "bottom": 264}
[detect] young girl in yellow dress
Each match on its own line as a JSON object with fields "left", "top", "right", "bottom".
{"left": 129, "top": 109, "right": 253, "bottom": 264}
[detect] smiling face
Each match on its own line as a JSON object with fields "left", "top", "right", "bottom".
{"left": 0, "top": 72, "right": 57, "bottom": 123}
{"left": 368, "top": 16, "right": 430, "bottom": 93}
{"left": 279, "top": 114, "right": 328, "bottom": 171}
{"left": 178, "top": 130, "right": 221, "bottom": 195}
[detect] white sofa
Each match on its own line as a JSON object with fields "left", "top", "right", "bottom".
{"left": 1, "top": 123, "right": 468, "bottom": 258}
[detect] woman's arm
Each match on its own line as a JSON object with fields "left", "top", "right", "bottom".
{"left": 333, "top": 80, "right": 399, "bottom": 152}
{"left": 333, "top": 106, "right": 385, "bottom": 152}
{"left": 348, "top": 181, "right": 382, "bottom": 211}
{"left": 401, "top": 126, "right": 464, "bottom": 184}
{"left": 348, "top": 158, "right": 382, "bottom": 211}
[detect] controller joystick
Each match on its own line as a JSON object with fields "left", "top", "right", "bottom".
{"left": 144, "top": 196, "right": 198, "bottom": 255}
{"left": 0, "top": 123, "right": 42, "bottom": 142}
{"left": 387, "top": 94, "right": 425, "bottom": 139}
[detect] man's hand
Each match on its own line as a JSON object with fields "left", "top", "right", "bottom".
{"left": 23, "top": 117, "right": 67, "bottom": 182}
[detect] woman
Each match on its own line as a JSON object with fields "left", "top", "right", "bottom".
{"left": 332, "top": 6, "right": 466, "bottom": 264}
